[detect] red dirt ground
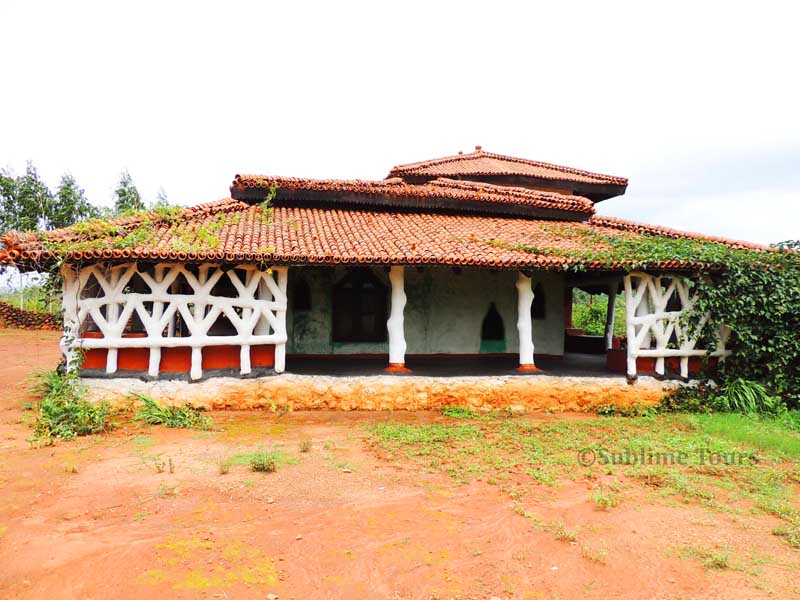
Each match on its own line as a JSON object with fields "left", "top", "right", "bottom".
{"left": 0, "top": 329, "right": 798, "bottom": 599}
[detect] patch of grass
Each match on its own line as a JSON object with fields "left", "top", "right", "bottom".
{"left": 227, "top": 448, "right": 295, "bottom": 474}
{"left": 440, "top": 406, "right": 480, "bottom": 419}
{"left": 366, "top": 412, "right": 800, "bottom": 548}
{"left": 691, "top": 413, "right": 800, "bottom": 460}
{"left": 679, "top": 545, "right": 731, "bottom": 569}
{"left": 30, "top": 370, "right": 112, "bottom": 440}
{"left": 133, "top": 394, "right": 211, "bottom": 430}
{"left": 368, "top": 422, "right": 480, "bottom": 445}
{"left": 772, "top": 524, "right": 800, "bottom": 548}
{"left": 592, "top": 485, "right": 621, "bottom": 510}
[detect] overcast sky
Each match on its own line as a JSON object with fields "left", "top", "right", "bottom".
{"left": 1, "top": 0, "right": 798, "bottom": 245}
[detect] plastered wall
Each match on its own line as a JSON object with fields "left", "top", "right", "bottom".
{"left": 286, "top": 266, "right": 565, "bottom": 357}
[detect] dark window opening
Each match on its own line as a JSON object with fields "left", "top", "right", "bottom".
{"left": 531, "top": 283, "right": 546, "bottom": 319}
{"left": 332, "top": 268, "right": 388, "bottom": 343}
{"left": 293, "top": 278, "right": 312, "bottom": 312}
{"left": 208, "top": 306, "right": 242, "bottom": 336}
{"left": 481, "top": 302, "right": 505, "bottom": 341}
{"left": 123, "top": 270, "right": 152, "bottom": 333}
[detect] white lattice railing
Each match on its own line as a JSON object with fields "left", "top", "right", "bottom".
{"left": 623, "top": 272, "right": 730, "bottom": 379}
{"left": 61, "top": 262, "right": 288, "bottom": 380}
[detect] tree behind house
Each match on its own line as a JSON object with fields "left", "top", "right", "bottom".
{"left": 113, "top": 170, "right": 145, "bottom": 214}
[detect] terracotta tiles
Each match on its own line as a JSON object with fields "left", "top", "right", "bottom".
{"left": 388, "top": 147, "right": 628, "bottom": 186}
{"left": 589, "top": 215, "right": 770, "bottom": 251}
{"left": 0, "top": 199, "right": 769, "bottom": 271}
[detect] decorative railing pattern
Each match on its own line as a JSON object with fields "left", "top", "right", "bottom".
{"left": 61, "top": 262, "right": 288, "bottom": 379}
{"left": 623, "top": 272, "right": 729, "bottom": 379}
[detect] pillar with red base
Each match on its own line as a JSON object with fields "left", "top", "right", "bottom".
{"left": 516, "top": 271, "right": 539, "bottom": 372}
{"left": 385, "top": 265, "right": 411, "bottom": 373}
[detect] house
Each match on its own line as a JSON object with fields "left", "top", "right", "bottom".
{"left": 0, "top": 147, "right": 762, "bottom": 385}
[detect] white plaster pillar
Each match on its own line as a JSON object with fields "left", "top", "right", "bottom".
{"left": 516, "top": 271, "right": 537, "bottom": 371}
{"left": 623, "top": 275, "right": 636, "bottom": 380}
{"left": 386, "top": 265, "right": 408, "bottom": 371}
{"left": 274, "top": 266, "right": 288, "bottom": 373}
{"left": 104, "top": 268, "right": 121, "bottom": 374}
{"left": 190, "top": 347, "right": 203, "bottom": 380}
{"left": 60, "top": 265, "right": 81, "bottom": 371}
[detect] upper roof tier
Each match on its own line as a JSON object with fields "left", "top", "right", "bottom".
{"left": 388, "top": 147, "right": 628, "bottom": 202}
{"left": 231, "top": 175, "right": 595, "bottom": 221}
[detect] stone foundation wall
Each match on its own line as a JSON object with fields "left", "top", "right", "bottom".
{"left": 81, "top": 373, "right": 673, "bottom": 412}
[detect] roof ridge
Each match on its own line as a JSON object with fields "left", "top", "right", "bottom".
{"left": 389, "top": 149, "right": 628, "bottom": 185}
{"left": 431, "top": 177, "right": 585, "bottom": 199}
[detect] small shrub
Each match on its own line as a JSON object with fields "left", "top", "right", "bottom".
{"left": 703, "top": 551, "right": 730, "bottom": 570}
{"left": 661, "top": 379, "right": 789, "bottom": 416}
{"left": 592, "top": 485, "right": 621, "bottom": 510}
{"left": 250, "top": 452, "right": 278, "bottom": 473}
{"left": 31, "top": 370, "right": 112, "bottom": 440}
{"left": 133, "top": 394, "right": 212, "bottom": 430}
{"left": 299, "top": 438, "right": 312, "bottom": 453}
{"left": 217, "top": 456, "right": 231, "bottom": 475}
{"left": 551, "top": 522, "right": 577, "bottom": 542}
{"left": 712, "top": 378, "right": 786, "bottom": 415}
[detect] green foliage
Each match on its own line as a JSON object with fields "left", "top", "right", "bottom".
{"left": 249, "top": 451, "right": 278, "bottom": 473}
{"left": 713, "top": 378, "right": 786, "bottom": 415}
{"left": 31, "top": 370, "right": 111, "bottom": 439}
{"left": 0, "top": 164, "right": 99, "bottom": 233}
{"left": 52, "top": 173, "right": 100, "bottom": 229}
{"left": 132, "top": 393, "right": 212, "bottom": 430}
{"left": 440, "top": 406, "right": 480, "bottom": 419}
{"left": 0, "top": 282, "right": 60, "bottom": 314}
{"left": 571, "top": 290, "right": 626, "bottom": 336}
{"left": 501, "top": 225, "right": 800, "bottom": 407}
{"left": 368, "top": 422, "right": 480, "bottom": 444}
{"left": 256, "top": 186, "right": 277, "bottom": 224}
{"left": 595, "top": 403, "right": 657, "bottom": 417}
{"left": 691, "top": 255, "right": 800, "bottom": 407}
{"left": 113, "top": 170, "right": 145, "bottom": 214}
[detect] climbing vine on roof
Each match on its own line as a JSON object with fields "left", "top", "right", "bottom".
{"left": 493, "top": 224, "right": 781, "bottom": 272}
{"left": 501, "top": 226, "right": 800, "bottom": 407}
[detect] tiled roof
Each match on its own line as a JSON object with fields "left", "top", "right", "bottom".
{"left": 589, "top": 215, "right": 768, "bottom": 251}
{"left": 231, "top": 174, "right": 595, "bottom": 219}
{"left": 0, "top": 199, "right": 768, "bottom": 271}
{"left": 388, "top": 147, "right": 628, "bottom": 187}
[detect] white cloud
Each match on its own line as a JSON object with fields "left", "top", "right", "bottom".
{"left": 0, "top": 0, "right": 798, "bottom": 243}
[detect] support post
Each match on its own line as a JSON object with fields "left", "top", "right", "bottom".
{"left": 623, "top": 275, "right": 637, "bottom": 382}
{"left": 604, "top": 281, "right": 618, "bottom": 351}
{"left": 386, "top": 265, "right": 410, "bottom": 372}
{"left": 60, "top": 265, "right": 81, "bottom": 371}
{"left": 274, "top": 266, "right": 288, "bottom": 373}
{"left": 516, "top": 271, "right": 538, "bottom": 372}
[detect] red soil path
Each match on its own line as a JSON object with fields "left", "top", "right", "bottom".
{"left": 0, "top": 329, "right": 797, "bottom": 599}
